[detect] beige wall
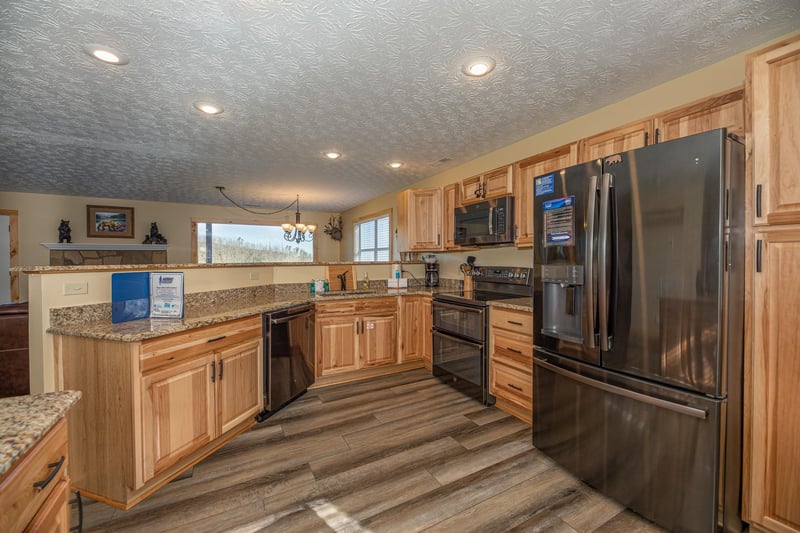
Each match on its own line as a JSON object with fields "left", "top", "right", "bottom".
{"left": 0, "top": 191, "right": 342, "bottom": 299}
{"left": 341, "top": 33, "right": 797, "bottom": 278}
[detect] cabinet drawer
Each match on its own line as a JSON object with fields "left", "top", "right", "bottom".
{"left": 24, "top": 478, "right": 70, "bottom": 532}
{"left": 490, "top": 360, "right": 532, "bottom": 411}
{"left": 140, "top": 316, "right": 261, "bottom": 373}
{"left": 0, "top": 418, "right": 68, "bottom": 533}
{"left": 491, "top": 330, "right": 532, "bottom": 371}
{"left": 490, "top": 308, "right": 533, "bottom": 336}
{"left": 315, "top": 301, "right": 357, "bottom": 315}
{"left": 355, "top": 297, "right": 397, "bottom": 314}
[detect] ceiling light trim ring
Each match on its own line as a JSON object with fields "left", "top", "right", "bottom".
{"left": 83, "top": 44, "right": 129, "bottom": 65}
{"left": 462, "top": 56, "right": 496, "bottom": 77}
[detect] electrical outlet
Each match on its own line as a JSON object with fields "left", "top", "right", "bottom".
{"left": 249, "top": 271, "right": 260, "bottom": 280}
{"left": 64, "top": 282, "right": 88, "bottom": 295}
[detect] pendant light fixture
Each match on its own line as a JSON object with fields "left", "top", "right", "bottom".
{"left": 281, "top": 195, "right": 316, "bottom": 243}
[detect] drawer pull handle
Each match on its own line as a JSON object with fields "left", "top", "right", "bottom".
{"left": 507, "top": 383, "right": 524, "bottom": 392}
{"left": 207, "top": 335, "right": 227, "bottom": 343}
{"left": 507, "top": 321, "right": 524, "bottom": 326}
{"left": 33, "top": 455, "right": 65, "bottom": 491}
{"left": 506, "top": 347, "right": 522, "bottom": 354}
{"left": 211, "top": 361, "right": 216, "bottom": 383}
{"left": 219, "top": 359, "right": 224, "bottom": 380}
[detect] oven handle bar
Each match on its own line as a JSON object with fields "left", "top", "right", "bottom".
{"left": 432, "top": 329, "right": 484, "bottom": 350}
{"left": 432, "top": 300, "right": 486, "bottom": 315}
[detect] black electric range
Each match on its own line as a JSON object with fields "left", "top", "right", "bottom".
{"left": 432, "top": 266, "right": 532, "bottom": 404}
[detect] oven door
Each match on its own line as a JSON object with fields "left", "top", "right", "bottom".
{"left": 432, "top": 300, "right": 485, "bottom": 342}
{"left": 432, "top": 330, "right": 484, "bottom": 389}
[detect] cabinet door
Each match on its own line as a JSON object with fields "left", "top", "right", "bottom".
{"left": 360, "top": 314, "right": 397, "bottom": 368}
{"left": 397, "top": 188, "right": 443, "bottom": 251}
{"left": 578, "top": 120, "right": 653, "bottom": 163}
{"left": 654, "top": 87, "right": 743, "bottom": 142}
{"left": 749, "top": 37, "right": 800, "bottom": 226}
{"left": 514, "top": 143, "right": 578, "bottom": 247}
{"left": 483, "top": 165, "right": 513, "bottom": 198}
{"left": 317, "top": 316, "right": 358, "bottom": 375}
{"left": 216, "top": 339, "right": 262, "bottom": 435}
{"left": 442, "top": 183, "right": 462, "bottom": 250}
{"left": 141, "top": 353, "right": 216, "bottom": 480}
{"left": 422, "top": 297, "right": 432, "bottom": 371}
{"left": 461, "top": 175, "right": 484, "bottom": 205}
{"left": 747, "top": 229, "right": 800, "bottom": 532}
{"left": 399, "top": 298, "right": 423, "bottom": 362}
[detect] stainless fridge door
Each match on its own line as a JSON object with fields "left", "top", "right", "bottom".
{"left": 601, "top": 129, "right": 742, "bottom": 397}
{"left": 533, "top": 349, "right": 729, "bottom": 533}
{"left": 533, "top": 160, "right": 601, "bottom": 365}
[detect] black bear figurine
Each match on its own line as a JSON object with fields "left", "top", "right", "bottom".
{"left": 142, "top": 222, "right": 167, "bottom": 244}
{"left": 58, "top": 220, "right": 72, "bottom": 243}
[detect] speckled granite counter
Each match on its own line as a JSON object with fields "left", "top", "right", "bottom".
{"left": 48, "top": 288, "right": 440, "bottom": 342}
{"left": 490, "top": 297, "right": 533, "bottom": 313}
{"left": 0, "top": 391, "right": 81, "bottom": 478}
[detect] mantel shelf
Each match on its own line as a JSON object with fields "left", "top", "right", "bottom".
{"left": 41, "top": 243, "right": 169, "bottom": 251}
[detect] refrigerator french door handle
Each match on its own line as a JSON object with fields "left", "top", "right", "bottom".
{"left": 535, "top": 357, "right": 708, "bottom": 420}
{"left": 584, "top": 175, "right": 599, "bottom": 348}
{"left": 598, "top": 173, "right": 613, "bottom": 351}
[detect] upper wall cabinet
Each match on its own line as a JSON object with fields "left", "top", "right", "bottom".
{"left": 654, "top": 87, "right": 744, "bottom": 143}
{"left": 514, "top": 143, "right": 579, "bottom": 248}
{"left": 461, "top": 165, "right": 513, "bottom": 205}
{"left": 578, "top": 120, "right": 653, "bottom": 163}
{"left": 397, "top": 188, "right": 443, "bottom": 252}
{"left": 748, "top": 36, "right": 800, "bottom": 227}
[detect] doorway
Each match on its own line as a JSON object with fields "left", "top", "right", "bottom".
{"left": 0, "top": 209, "right": 19, "bottom": 303}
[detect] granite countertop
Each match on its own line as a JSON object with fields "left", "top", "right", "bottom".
{"left": 0, "top": 391, "right": 81, "bottom": 479}
{"left": 48, "top": 288, "right": 440, "bottom": 342}
{"left": 490, "top": 297, "right": 533, "bottom": 313}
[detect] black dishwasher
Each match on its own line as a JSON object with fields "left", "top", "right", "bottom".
{"left": 256, "top": 303, "right": 315, "bottom": 421}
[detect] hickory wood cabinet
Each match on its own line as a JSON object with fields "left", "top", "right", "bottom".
{"left": 654, "top": 87, "right": 744, "bottom": 143}
{"left": 748, "top": 37, "right": 800, "bottom": 227}
{"left": 578, "top": 120, "right": 653, "bottom": 163}
{"left": 398, "top": 294, "right": 432, "bottom": 367}
{"left": 0, "top": 418, "right": 72, "bottom": 533}
{"left": 55, "top": 315, "right": 262, "bottom": 509}
{"left": 316, "top": 298, "right": 398, "bottom": 377}
{"left": 514, "top": 143, "right": 579, "bottom": 247}
{"left": 460, "top": 164, "right": 513, "bottom": 205}
{"left": 488, "top": 307, "right": 534, "bottom": 425}
{"left": 744, "top": 34, "right": 800, "bottom": 533}
{"left": 397, "top": 188, "right": 443, "bottom": 252}
{"left": 442, "top": 183, "right": 466, "bottom": 250}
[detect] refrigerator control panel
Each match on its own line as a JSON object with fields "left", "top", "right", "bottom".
{"left": 541, "top": 264, "right": 584, "bottom": 286}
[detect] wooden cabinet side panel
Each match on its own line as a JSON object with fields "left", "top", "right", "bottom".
{"left": 442, "top": 183, "right": 460, "bottom": 250}
{"left": 422, "top": 297, "right": 432, "bottom": 371}
{"left": 216, "top": 338, "right": 263, "bottom": 434}
{"left": 748, "top": 230, "right": 800, "bottom": 532}
{"left": 56, "top": 336, "right": 137, "bottom": 502}
{"left": 750, "top": 38, "right": 800, "bottom": 226}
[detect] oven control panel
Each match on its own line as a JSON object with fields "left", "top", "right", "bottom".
{"left": 471, "top": 266, "right": 532, "bottom": 285}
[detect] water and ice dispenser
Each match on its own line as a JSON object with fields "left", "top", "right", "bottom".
{"left": 541, "top": 263, "right": 584, "bottom": 344}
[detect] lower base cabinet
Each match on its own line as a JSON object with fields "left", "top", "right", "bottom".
{"left": 55, "top": 316, "right": 263, "bottom": 509}
{"left": 0, "top": 418, "right": 72, "bottom": 533}
{"left": 489, "top": 307, "right": 534, "bottom": 424}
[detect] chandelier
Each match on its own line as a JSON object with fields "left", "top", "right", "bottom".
{"left": 281, "top": 195, "right": 316, "bottom": 243}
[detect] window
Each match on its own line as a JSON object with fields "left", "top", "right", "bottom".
{"left": 354, "top": 210, "right": 391, "bottom": 262}
{"left": 194, "top": 221, "right": 314, "bottom": 263}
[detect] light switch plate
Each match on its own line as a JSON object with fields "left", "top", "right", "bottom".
{"left": 64, "top": 282, "right": 88, "bottom": 295}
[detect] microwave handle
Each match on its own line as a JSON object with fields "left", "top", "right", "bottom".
{"left": 488, "top": 207, "right": 494, "bottom": 234}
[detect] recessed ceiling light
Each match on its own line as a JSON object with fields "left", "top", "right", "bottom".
{"left": 193, "top": 102, "right": 223, "bottom": 115}
{"left": 462, "top": 57, "right": 496, "bottom": 77}
{"left": 83, "top": 44, "right": 129, "bottom": 65}
{"left": 323, "top": 151, "right": 342, "bottom": 160}
{"left": 387, "top": 161, "right": 403, "bottom": 169}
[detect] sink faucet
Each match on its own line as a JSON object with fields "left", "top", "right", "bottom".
{"left": 337, "top": 272, "right": 348, "bottom": 291}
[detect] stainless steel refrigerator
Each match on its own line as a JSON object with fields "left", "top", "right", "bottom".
{"left": 532, "top": 129, "right": 744, "bottom": 533}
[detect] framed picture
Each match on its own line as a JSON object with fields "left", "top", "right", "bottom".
{"left": 87, "top": 205, "right": 135, "bottom": 238}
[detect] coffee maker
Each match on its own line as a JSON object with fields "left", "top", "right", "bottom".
{"left": 422, "top": 254, "right": 439, "bottom": 287}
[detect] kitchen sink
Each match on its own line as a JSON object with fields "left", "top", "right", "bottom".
{"left": 315, "top": 289, "right": 377, "bottom": 297}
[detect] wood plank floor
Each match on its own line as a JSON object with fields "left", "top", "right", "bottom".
{"left": 78, "top": 370, "right": 665, "bottom": 532}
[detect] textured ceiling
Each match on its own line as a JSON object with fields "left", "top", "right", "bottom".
{"left": 1, "top": 1, "right": 798, "bottom": 212}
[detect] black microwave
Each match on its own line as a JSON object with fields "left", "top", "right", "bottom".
{"left": 454, "top": 196, "right": 514, "bottom": 245}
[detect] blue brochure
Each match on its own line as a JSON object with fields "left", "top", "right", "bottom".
{"left": 111, "top": 272, "right": 150, "bottom": 323}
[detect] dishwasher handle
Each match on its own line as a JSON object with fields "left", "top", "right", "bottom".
{"left": 271, "top": 310, "right": 313, "bottom": 325}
